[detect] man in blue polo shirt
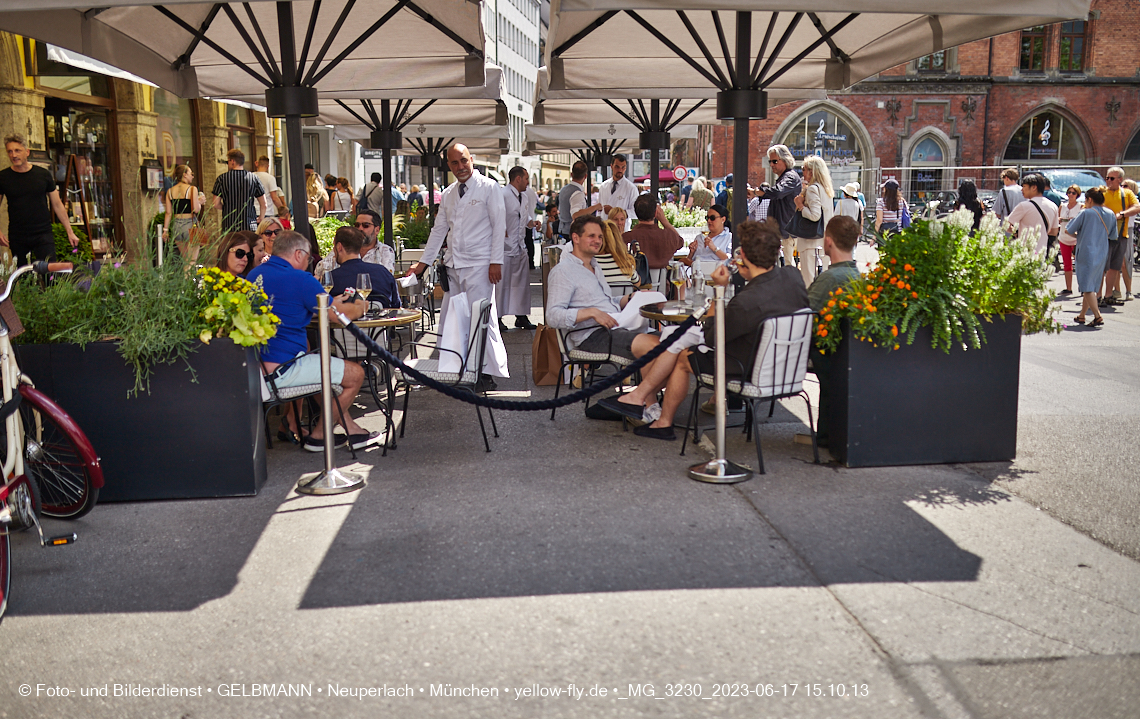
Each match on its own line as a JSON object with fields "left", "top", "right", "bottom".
{"left": 248, "top": 230, "right": 380, "bottom": 451}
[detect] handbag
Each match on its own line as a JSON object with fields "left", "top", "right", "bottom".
{"left": 900, "top": 202, "right": 912, "bottom": 228}
{"left": 783, "top": 210, "right": 824, "bottom": 240}
{"left": 634, "top": 252, "right": 651, "bottom": 289}
{"left": 531, "top": 324, "right": 563, "bottom": 386}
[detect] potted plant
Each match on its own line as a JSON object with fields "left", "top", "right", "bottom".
{"left": 395, "top": 202, "right": 431, "bottom": 264}
{"left": 659, "top": 202, "right": 707, "bottom": 245}
{"left": 813, "top": 209, "right": 1060, "bottom": 467}
{"left": 10, "top": 256, "right": 281, "bottom": 501}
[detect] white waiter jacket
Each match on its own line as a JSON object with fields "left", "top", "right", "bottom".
{"left": 599, "top": 176, "right": 639, "bottom": 230}
{"left": 421, "top": 169, "right": 507, "bottom": 269}
{"left": 501, "top": 184, "right": 536, "bottom": 258}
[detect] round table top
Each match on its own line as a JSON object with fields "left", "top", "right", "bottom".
{"left": 639, "top": 301, "right": 697, "bottom": 324}
{"left": 314, "top": 307, "right": 422, "bottom": 328}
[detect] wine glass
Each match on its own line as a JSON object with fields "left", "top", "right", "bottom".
{"left": 356, "top": 274, "right": 372, "bottom": 315}
{"left": 670, "top": 263, "right": 686, "bottom": 305}
{"left": 320, "top": 271, "right": 334, "bottom": 293}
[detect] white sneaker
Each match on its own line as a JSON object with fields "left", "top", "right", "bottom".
{"left": 1112, "top": 289, "right": 1123, "bottom": 300}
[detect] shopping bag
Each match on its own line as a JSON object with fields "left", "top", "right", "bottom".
{"left": 531, "top": 324, "right": 563, "bottom": 386}
{"left": 437, "top": 291, "right": 470, "bottom": 374}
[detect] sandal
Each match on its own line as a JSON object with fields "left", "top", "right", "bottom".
{"left": 1073, "top": 316, "right": 1086, "bottom": 324}
{"left": 1089, "top": 317, "right": 1104, "bottom": 327}
{"left": 277, "top": 424, "right": 307, "bottom": 444}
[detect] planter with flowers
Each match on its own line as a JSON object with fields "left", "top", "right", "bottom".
{"left": 10, "top": 259, "right": 280, "bottom": 501}
{"left": 813, "top": 210, "right": 1060, "bottom": 467}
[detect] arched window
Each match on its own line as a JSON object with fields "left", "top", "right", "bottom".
{"left": 776, "top": 104, "right": 871, "bottom": 188}
{"left": 910, "top": 137, "right": 945, "bottom": 164}
{"left": 1003, "top": 110, "right": 1085, "bottom": 163}
{"left": 1124, "top": 128, "right": 1140, "bottom": 162}
{"left": 908, "top": 136, "right": 948, "bottom": 202}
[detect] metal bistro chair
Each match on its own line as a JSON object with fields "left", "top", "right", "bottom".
{"left": 260, "top": 349, "right": 355, "bottom": 460}
{"left": 549, "top": 325, "right": 637, "bottom": 421}
{"left": 395, "top": 297, "right": 499, "bottom": 451}
{"left": 680, "top": 309, "right": 818, "bottom": 473}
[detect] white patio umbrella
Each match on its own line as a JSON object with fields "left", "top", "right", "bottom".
{"left": 0, "top": 0, "right": 489, "bottom": 239}
{"left": 545, "top": 0, "right": 1091, "bottom": 234}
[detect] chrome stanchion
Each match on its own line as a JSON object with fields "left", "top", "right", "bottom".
{"left": 688, "top": 284, "right": 753, "bottom": 484}
{"left": 296, "top": 293, "right": 366, "bottom": 496}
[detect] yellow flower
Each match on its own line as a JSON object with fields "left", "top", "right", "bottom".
{"left": 199, "top": 329, "right": 213, "bottom": 344}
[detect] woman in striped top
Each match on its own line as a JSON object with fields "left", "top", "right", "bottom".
{"left": 596, "top": 208, "right": 640, "bottom": 292}
{"left": 875, "top": 179, "right": 906, "bottom": 236}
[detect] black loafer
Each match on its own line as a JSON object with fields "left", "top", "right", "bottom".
{"left": 597, "top": 396, "right": 645, "bottom": 421}
{"left": 633, "top": 424, "right": 676, "bottom": 441}
{"left": 514, "top": 317, "right": 537, "bottom": 330}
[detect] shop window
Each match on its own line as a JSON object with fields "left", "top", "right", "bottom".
{"left": 1059, "top": 21, "right": 1087, "bottom": 73}
{"left": 777, "top": 106, "right": 866, "bottom": 188}
{"left": 226, "top": 105, "right": 255, "bottom": 169}
{"left": 154, "top": 89, "right": 197, "bottom": 178}
{"left": 1003, "top": 110, "right": 1085, "bottom": 163}
{"left": 43, "top": 100, "right": 115, "bottom": 254}
{"left": 38, "top": 75, "right": 111, "bottom": 99}
{"left": 1019, "top": 26, "right": 1046, "bottom": 72}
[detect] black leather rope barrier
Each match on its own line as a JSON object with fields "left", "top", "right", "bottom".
{"left": 342, "top": 313, "right": 704, "bottom": 411}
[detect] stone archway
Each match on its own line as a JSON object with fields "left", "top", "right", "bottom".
{"left": 770, "top": 100, "right": 876, "bottom": 191}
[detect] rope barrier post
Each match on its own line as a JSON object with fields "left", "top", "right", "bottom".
{"left": 156, "top": 224, "right": 163, "bottom": 267}
{"left": 296, "top": 293, "right": 366, "bottom": 496}
{"left": 688, "top": 285, "right": 753, "bottom": 484}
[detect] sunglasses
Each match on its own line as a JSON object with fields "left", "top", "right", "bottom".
{"left": 768, "top": 159, "right": 779, "bottom": 165}
{"left": 1107, "top": 177, "right": 1121, "bottom": 181}
{"left": 1067, "top": 191, "right": 1079, "bottom": 195}
{"left": 231, "top": 248, "right": 251, "bottom": 260}
{"left": 263, "top": 229, "right": 281, "bottom": 237}
{"left": 706, "top": 215, "right": 722, "bottom": 221}
{"left": 353, "top": 222, "right": 375, "bottom": 229}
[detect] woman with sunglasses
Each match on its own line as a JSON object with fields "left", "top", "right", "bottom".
{"left": 683, "top": 203, "right": 732, "bottom": 267}
{"left": 256, "top": 217, "right": 284, "bottom": 265}
{"left": 1057, "top": 184, "right": 1082, "bottom": 296}
{"left": 215, "top": 231, "right": 257, "bottom": 277}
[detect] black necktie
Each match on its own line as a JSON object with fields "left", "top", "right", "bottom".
{"left": 459, "top": 183, "right": 467, "bottom": 198}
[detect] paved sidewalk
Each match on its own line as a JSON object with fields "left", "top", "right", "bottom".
{"left": 1, "top": 268, "right": 1137, "bottom": 719}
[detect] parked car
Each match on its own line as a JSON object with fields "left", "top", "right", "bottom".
{"left": 1028, "top": 168, "right": 1105, "bottom": 194}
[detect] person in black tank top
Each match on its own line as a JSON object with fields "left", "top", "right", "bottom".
{"left": 163, "top": 164, "right": 202, "bottom": 254}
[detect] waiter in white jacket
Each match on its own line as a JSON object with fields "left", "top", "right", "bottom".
{"left": 497, "top": 167, "right": 539, "bottom": 331}
{"left": 598, "top": 154, "right": 639, "bottom": 231}
{"left": 411, "top": 144, "right": 508, "bottom": 385}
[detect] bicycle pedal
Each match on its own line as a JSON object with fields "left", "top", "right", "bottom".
{"left": 43, "top": 533, "right": 77, "bottom": 547}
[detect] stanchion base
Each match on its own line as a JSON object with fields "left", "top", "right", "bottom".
{"left": 688, "top": 459, "right": 753, "bottom": 484}
{"left": 296, "top": 468, "right": 366, "bottom": 495}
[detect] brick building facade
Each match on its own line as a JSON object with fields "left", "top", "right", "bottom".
{"left": 701, "top": 1, "right": 1140, "bottom": 200}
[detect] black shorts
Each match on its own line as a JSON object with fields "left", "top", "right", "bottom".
{"left": 9, "top": 233, "right": 56, "bottom": 266}
{"left": 577, "top": 327, "right": 643, "bottom": 360}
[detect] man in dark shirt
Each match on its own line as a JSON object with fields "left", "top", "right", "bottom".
{"left": 633, "top": 220, "right": 809, "bottom": 440}
{"left": 755, "top": 144, "right": 802, "bottom": 267}
{"left": 212, "top": 148, "right": 265, "bottom": 233}
{"left": 328, "top": 227, "right": 400, "bottom": 307}
{"left": 0, "top": 134, "right": 78, "bottom": 264}
{"left": 623, "top": 194, "right": 683, "bottom": 271}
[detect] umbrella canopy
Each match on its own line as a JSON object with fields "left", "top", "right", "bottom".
{"left": 634, "top": 169, "right": 684, "bottom": 183}
{"left": 0, "top": 0, "right": 486, "bottom": 102}
{"left": 525, "top": 122, "right": 698, "bottom": 152}
{"left": 546, "top": 1, "right": 1092, "bottom": 93}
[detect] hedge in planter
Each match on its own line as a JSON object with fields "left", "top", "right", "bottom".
{"left": 813, "top": 210, "right": 1060, "bottom": 467}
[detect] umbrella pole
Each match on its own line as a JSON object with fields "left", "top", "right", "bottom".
{"left": 285, "top": 116, "right": 309, "bottom": 242}
{"left": 650, "top": 100, "right": 660, "bottom": 201}
{"left": 731, "top": 13, "right": 751, "bottom": 243}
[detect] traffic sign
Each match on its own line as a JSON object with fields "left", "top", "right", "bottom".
{"left": 672, "top": 165, "right": 687, "bottom": 182}
{"left": 715, "top": 180, "right": 726, "bottom": 195}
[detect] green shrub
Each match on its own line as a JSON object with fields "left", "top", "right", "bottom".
{"left": 52, "top": 223, "right": 94, "bottom": 263}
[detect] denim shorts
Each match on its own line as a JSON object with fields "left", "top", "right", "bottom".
{"left": 270, "top": 352, "right": 345, "bottom": 388}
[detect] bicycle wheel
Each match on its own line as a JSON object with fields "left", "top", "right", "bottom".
{"left": 17, "top": 386, "right": 102, "bottom": 520}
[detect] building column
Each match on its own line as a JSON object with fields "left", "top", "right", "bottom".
{"left": 196, "top": 99, "right": 230, "bottom": 233}
{"left": 0, "top": 33, "right": 47, "bottom": 245}
{"left": 111, "top": 79, "right": 159, "bottom": 261}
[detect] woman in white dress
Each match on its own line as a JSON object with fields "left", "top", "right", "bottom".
{"left": 792, "top": 155, "right": 835, "bottom": 285}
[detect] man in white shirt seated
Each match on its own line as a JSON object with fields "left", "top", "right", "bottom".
{"left": 546, "top": 216, "right": 686, "bottom": 436}
{"left": 598, "top": 154, "right": 639, "bottom": 231}
{"left": 1003, "top": 173, "right": 1059, "bottom": 254}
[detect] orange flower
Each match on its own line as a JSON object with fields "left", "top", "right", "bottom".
{"left": 827, "top": 300, "right": 836, "bottom": 308}
{"left": 905, "top": 284, "right": 911, "bottom": 290}
{"left": 871, "top": 293, "right": 879, "bottom": 300}
{"left": 866, "top": 284, "right": 874, "bottom": 291}
{"left": 890, "top": 325, "right": 898, "bottom": 337}
{"left": 818, "top": 328, "right": 828, "bottom": 337}
{"left": 839, "top": 301, "right": 848, "bottom": 308}
{"left": 825, "top": 314, "right": 833, "bottom": 321}
{"left": 868, "top": 306, "right": 877, "bottom": 312}
{"left": 893, "top": 344, "right": 900, "bottom": 350}
{"left": 911, "top": 291, "right": 918, "bottom": 298}
{"left": 834, "top": 287, "right": 843, "bottom": 295}
{"left": 890, "top": 258, "right": 897, "bottom": 264}
{"left": 904, "top": 263, "right": 913, "bottom": 271}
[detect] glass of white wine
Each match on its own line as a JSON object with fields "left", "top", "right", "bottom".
{"left": 670, "top": 263, "right": 686, "bottom": 306}
{"left": 356, "top": 274, "right": 372, "bottom": 315}
{"left": 321, "top": 271, "right": 334, "bottom": 293}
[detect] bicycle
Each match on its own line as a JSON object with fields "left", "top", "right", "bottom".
{"left": 0, "top": 261, "right": 104, "bottom": 622}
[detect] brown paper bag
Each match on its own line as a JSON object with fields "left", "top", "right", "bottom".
{"left": 531, "top": 324, "right": 563, "bottom": 386}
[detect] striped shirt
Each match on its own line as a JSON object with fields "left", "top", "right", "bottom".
{"left": 748, "top": 197, "right": 769, "bottom": 222}
{"left": 595, "top": 253, "right": 638, "bottom": 290}
{"left": 212, "top": 169, "right": 265, "bottom": 232}
{"left": 876, "top": 197, "right": 907, "bottom": 226}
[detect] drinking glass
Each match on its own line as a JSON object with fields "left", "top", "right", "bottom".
{"left": 320, "top": 271, "right": 334, "bottom": 293}
{"left": 356, "top": 273, "right": 372, "bottom": 303}
{"left": 670, "top": 263, "right": 686, "bottom": 305}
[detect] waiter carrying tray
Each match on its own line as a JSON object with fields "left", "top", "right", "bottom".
{"left": 410, "top": 144, "right": 509, "bottom": 387}
{"left": 497, "top": 167, "right": 539, "bottom": 332}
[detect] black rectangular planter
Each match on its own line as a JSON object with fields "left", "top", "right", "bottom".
{"left": 16, "top": 339, "right": 267, "bottom": 501}
{"left": 828, "top": 315, "right": 1021, "bottom": 468}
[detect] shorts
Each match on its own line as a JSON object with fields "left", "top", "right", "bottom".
{"left": 10, "top": 232, "right": 55, "bottom": 266}
{"left": 577, "top": 327, "right": 644, "bottom": 360}
{"left": 689, "top": 348, "right": 744, "bottom": 380}
{"left": 268, "top": 352, "right": 345, "bottom": 389}
{"left": 1105, "top": 238, "right": 1127, "bottom": 273}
